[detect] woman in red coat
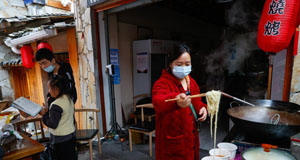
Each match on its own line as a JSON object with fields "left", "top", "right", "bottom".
{"left": 152, "top": 44, "right": 208, "bottom": 160}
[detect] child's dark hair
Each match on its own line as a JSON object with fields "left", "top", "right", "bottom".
{"left": 49, "top": 75, "right": 72, "bottom": 98}
{"left": 35, "top": 48, "right": 54, "bottom": 61}
{"left": 167, "top": 44, "right": 191, "bottom": 65}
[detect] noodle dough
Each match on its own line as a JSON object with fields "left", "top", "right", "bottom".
{"left": 206, "top": 90, "right": 221, "bottom": 148}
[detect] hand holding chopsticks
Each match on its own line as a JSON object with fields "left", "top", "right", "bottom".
{"left": 164, "top": 91, "right": 255, "bottom": 106}
{"left": 165, "top": 93, "right": 206, "bottom": 102}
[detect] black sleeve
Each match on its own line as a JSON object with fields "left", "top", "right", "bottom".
{"left": 42, "top": 104, "right": 63, "bottom": 129}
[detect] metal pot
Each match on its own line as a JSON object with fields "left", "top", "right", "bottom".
{"left": 248, "top": 99, "right": 300, "bottom": 112}
{"left": 227, "top": 99, "right": 300, "bottom": 140}
{"left": 241, "top": 147, "right": 296, "bottom": 160}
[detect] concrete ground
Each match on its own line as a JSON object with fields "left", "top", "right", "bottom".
{"left": 77, "top": 140, "right": 210, "bottom": 160}
{"left": 77, "top": 118, "right": 229, "bottom": 160}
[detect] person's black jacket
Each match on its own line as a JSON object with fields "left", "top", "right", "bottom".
{"left": 47, "top": 62, "right": 77, "bottom": 105}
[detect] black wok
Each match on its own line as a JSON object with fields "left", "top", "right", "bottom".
{"left": 227, "top": 99, "right": 300, "bottom": 140}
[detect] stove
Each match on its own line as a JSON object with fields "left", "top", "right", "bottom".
{"left": 223, "top": 125, "right": 293, "bottom": 159}
{"left": 291, "top": 133, "right": 300, "bottom": 159}
{"left": 224, "top": 125, "right": 291, "bottom": 148}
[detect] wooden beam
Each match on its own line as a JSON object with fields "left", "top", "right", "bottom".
{"left": 25, "top": 42, "right": 45, "bottom": 105}
{"left": 0, "top": 21, "right": 11, "bottom": 29}
{"left": 94, "top": 0, "right": 136, "bottom": 12}
{"left": 66, "top": 28, "right": 82, "bottom": 110}
{"left": 282, "top": 38, "right": 294, "bottom": 101}
{"left": 0, "top": 32, "right": 8, "bottom": 37}
{"left": 4, "top": 18, "right": 51, "bottom": 34}
{"left": 67, "top": 28, "right": 83, "bottom": 129}
{"left": 47, "top": 0, "right": 71, "bottom": 11}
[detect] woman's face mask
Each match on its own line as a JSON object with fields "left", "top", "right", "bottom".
{"left": 172, "top": 65, "right": 192, "bottom": 79}
{"left": 170, "top": 52, "right": 192, "bottom": 79}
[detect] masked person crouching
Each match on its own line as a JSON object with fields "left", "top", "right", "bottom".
{"left": 152, "top": 44, "right": 208, "bottom": 160}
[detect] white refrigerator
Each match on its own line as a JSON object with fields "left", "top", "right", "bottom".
{"left": 132, "top": 39, "right": 178, "bottom": 96}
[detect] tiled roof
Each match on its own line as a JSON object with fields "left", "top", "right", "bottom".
{"left": 8, "top": 21, "right": 75, "bottom": 38}
{"left": 0, "top": 13, "right": 74, "bottom": 23}
{"left": 0, "top": 59, "right": 22, "bottom": 67}
{"left": 0, "top": 0, "right": 74, "bottom": 36}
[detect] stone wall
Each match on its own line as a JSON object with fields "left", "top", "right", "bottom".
{"left": 74, "top": 0, "right": 97, "bottom": 109}
{"left": 290, "top": 30, "right": 300, "bottom": 104}
{"left": 0, "top": 38, "right": 19, "bottom": 100}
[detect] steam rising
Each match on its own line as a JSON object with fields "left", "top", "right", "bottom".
{"left": 205, "top": 0, "right": 262, "bottom": 90}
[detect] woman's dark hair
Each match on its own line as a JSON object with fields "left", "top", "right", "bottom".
{"left": 35, "top": 48, "right": 54, "bottom": 61}
{"left": 167, "top": 44, "right": 191, "bottom": 65}
{"left": 49, "top": 75, "right": 72, "bottom": 98}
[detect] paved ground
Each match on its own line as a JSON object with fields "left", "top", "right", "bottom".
{"left": 77, "top": 119, "right": 228, "bottom": 160}
{"left": 77, "top": 140, "right": 210, "bottom": 160}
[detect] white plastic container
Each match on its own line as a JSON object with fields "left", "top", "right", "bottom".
{"left": 209, "top": 148, "right": 230, "bottom": 160}
{"left": 242, "top": 147, "right": 296, "bottom": 160}
{"left": 201, "top": 156, "right": 222, "bottom": 160}
{"left": 217, "top": 142, "right": 238, "bottom": 160}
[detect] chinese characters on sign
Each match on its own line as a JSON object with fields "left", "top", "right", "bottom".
{"left": 268, "top": 0, "right": 286, "bottom": 15}
{"left": 264, "top": 21, "right": 281, "bottom": 36}
{"left": 265, "top": 0, "right": 286, "bottom": 36}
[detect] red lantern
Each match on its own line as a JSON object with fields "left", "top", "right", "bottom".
{"left": 37, "top": 42, "right": 53, "bottom": 51}
{"left": 21, "top": 45, "right": 35, "bottom": 69}
{"left": 257, "top": 0, "right": 300, "bottom": 53}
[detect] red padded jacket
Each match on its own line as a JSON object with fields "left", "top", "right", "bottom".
{"left": 152, "top": 70, "right": 207, "bottom": 160}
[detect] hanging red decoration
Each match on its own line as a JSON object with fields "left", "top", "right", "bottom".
{"left": 21, "top": 45, "right": 35, "bottom": 69}
{"left": 37, "top": 42, "right": 53, "bottom": 51}
{"left": 257, "top": 0, "right": 300, "bottom": 53}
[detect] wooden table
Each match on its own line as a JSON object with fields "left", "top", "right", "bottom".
{"left": 4, "top": 133, "right": 44, "bottom": 160}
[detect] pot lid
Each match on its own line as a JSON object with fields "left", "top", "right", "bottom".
{"left": 242, "top": 147, "right": 296, "bottom": 160}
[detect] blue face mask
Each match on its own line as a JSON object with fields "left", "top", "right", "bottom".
{"left": 172, "top": 65, "right": 192, "bottom": 79}
{"left": 43, "top": 64, "right": 55, "bottom": 73}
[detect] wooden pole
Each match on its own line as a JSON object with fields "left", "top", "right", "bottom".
{"left": 282, "top": 37, "right": 295, "bottom": 101}
{"left": 267, "top": 53, "right": 275, "bottom": 99}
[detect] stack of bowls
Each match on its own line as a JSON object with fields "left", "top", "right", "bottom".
{"left": 209, "top": 148, "right": 230, "bottom": 160}
{"left": 217, "top": 142, "right": 238, "bottom": 160}
{"left": 202, "top": 142, "right": 237, "bottom": 160}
